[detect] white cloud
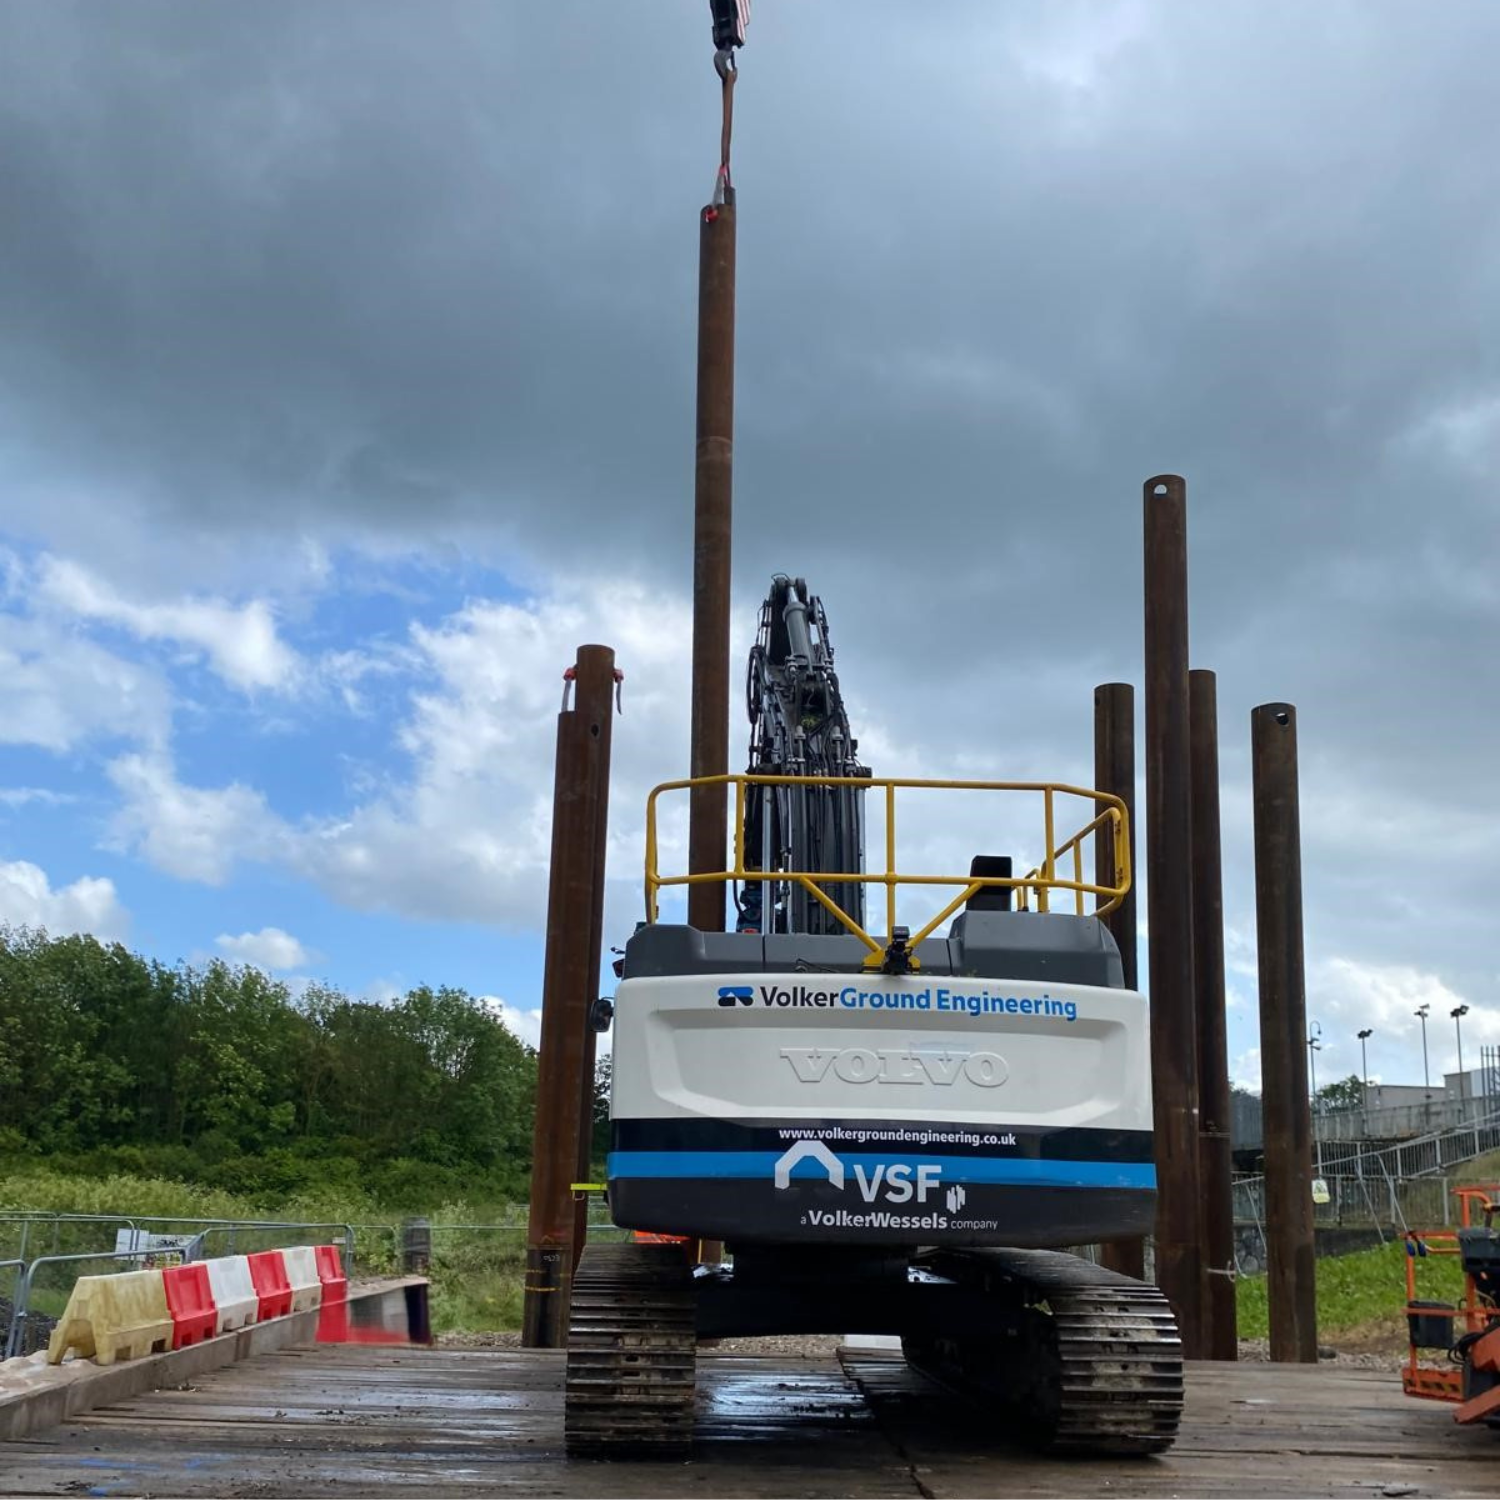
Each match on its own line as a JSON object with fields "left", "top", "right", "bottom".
{"left": 1307, "top": 957, "right": 1499, "bottom": 1090}
{"left": 107, "top": 752, "right": 283, "bottom": 884}
{"left": 481, "top": 995, "right": 543, "bottom": 1052}
{"left": 1398, "top": 390, "right": 1500, "bottom": 474}
{"left": 0, "top": 859, "right": 128, "bottom": 941}
{"left": 215, "top": 926, "right": 317, "bottom": 970}
{"left": 288, "top": 576, "right": 695, "bottom": 930}
{"left": 1230, "top": 1046, "right": 1262, "bottom": 1092}
{"left": 0, "top": 787, "right": 73, "bottom": 808}
{"left": 0, "top": 613, "right": 170, "bottom": 751}
{"left": 36, "top": 555, "right": 300, "bottom": 693}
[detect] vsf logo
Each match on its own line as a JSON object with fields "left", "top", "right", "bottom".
{"left": 717, "top": 986, "right": 754, "bottom": 1007}
{"left": 772, "top": 1141, "right": 942, "bottom": 1204}
{"left": 780, "top": 1046, "right": 1008, "bottom": 1087}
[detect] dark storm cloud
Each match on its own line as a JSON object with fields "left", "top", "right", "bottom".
{"left": 1, "top": 1, "right": 1498, "bottom": 1022}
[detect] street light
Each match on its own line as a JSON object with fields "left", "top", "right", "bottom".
{"left": 1357, "top": 1028, "right": 1373, "bottom": 1127}
{"left": 1452, "top": 1005, "right": 1470, "bottom": 1115}
{"left": 1416, "top": 1004, "right": 1431, "bottom": 1108}
{"left": 1307, "top": 1022, "right": 1323, "bottom": 1104}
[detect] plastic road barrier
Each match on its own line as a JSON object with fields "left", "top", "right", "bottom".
{"left": 280, "top": 1246, "right": 324, "bottom": 1315}
{"left": 246, "top": 1251, "right": 293, "bottom": 1321}
{"left": 314, "top": 1244, "right": 349, "bottom": 1343}
{"left": 313, "top": 1245, "right": 347, "bottom": 1299}
{"left": 161, "top": 1263, "right": 217, "bottom": 1349}
{"left": 203, "top": 1255, "right": 259, "bottom": 1334}
{"left": 46, "top": 1270, "right": 173, "bottom": 1366}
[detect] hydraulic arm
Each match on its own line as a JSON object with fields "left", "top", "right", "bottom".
{"left": 737, "top": 576, "right": 870, "bottom": 936}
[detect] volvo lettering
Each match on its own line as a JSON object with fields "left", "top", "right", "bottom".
{"left": 779, "top": 1046, "right": 1009, "bottom": 1087}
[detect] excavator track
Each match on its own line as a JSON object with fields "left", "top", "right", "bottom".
{"left": 564, "top": 1242, "right": 697, "bottom": 1457}
{"left": 903, "top": 1247, "right": 1183, "bottom": 1456}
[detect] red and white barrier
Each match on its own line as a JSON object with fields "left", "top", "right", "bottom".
{"left": 203, "top": 1255, "right": 259, "bottom": 1334}
{"left": 160, "top": 1264, "right": 216, "bottom": 1350}
{"left": 315, "top": 1245, "right": 349, "bottom": 1342}
{"left": 246, "top": 1250, "right": 293, "bottom": 1321}
{"left": 41, "top": 1245, "right": 407, "bottom": 1369}
{"left": 280, "top": 1247, "right": 324, "bottom": 1315}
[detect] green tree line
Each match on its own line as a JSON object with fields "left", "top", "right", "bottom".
{"left": 0, "top": 926, "right": 549, "bottom": 1207}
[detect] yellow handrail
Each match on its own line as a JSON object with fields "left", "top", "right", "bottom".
{"left": 1017, "top": 804, "right": 1132, "bottom": 913}
{"left": 643, "top": 774, "right": 1131, "bottom": 970}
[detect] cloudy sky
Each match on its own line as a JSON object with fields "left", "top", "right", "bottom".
{"left": 0, "top": 1, "right": 1494, "bottom": 1085}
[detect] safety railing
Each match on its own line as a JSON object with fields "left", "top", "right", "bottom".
{"left": 0, "top": 1214, "right": 140, "bottom": 1265}
{"left": 192, "top": 1220, "right": 356, "bottom": 1272}
{"left": 645, "top": 773, "right": 1130, "bottom": 967}
{"left": 0, "top": 1217, "right": 359, "bottom": 1358}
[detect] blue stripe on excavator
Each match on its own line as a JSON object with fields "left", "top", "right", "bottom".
{"left": 608, "top": 1151, "right": 1156, "bottom": 1190}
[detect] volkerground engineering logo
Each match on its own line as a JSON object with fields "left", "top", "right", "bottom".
{"left": 712, "top": 982, "right": 1078, "bottom": 1019}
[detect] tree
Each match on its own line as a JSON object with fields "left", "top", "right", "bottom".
{"left": 591, "top": 1054, "right": 613, "bottom": 1168}
{"left": 1314, "top": 1074, "right": 1364, "bottom": 1112}
{"left": 0, "top": 926, "right": 541, "bottom": 1201}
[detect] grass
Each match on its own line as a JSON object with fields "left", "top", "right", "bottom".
{"left": 1455, "top": 1148, "right": 1500, "bottom": 1184}
{"left": 429, "top": 1264, "right": 527, "bottom": 1334}
{"left": 1236, "top": 1237, "right": 1468, "bottom": 1344}
{"left": 1235, "top": 1155, "right": 1498, "bottom": 1347}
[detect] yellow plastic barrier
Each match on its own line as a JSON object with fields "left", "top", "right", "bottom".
{"left": 46, "top": 1270, "right": 173, "bottom": 1367}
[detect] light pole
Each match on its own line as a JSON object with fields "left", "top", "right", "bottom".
{"left": 1358, "top": 1027, "right": 1373, "bottom": 1133}
{"left": 1452, "top": 1005, "right": 1470, "bottom": 1117}
{"left": 1308, "top": 1021, "right": 1323, "bottom": 1173}
{"left": 1416, "top": 1004, "right": 1431, "bottom": 1120}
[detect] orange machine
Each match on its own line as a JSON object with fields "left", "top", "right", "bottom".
{"left": 1403, "top": 1185, "right": 1500, "bottom": 1428}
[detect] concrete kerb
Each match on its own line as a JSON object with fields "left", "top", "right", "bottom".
{"left": 0, "top": 1276, "right": 427, "bottom": 1442}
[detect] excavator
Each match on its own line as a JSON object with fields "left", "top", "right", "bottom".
{"left": 563, "top": 6, "right": 1181, "bottom": 1456}
{"left": 565, "top": 576, "right": 1184, "bottom": 1456}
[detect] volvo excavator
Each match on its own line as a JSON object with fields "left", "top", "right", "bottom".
{"left": 565, "top": 576, "right": 1184, "bottom": 1457}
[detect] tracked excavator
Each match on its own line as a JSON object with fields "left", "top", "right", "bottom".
{"left": 565, "top": 576, "right": 1184, "bottom": 1456}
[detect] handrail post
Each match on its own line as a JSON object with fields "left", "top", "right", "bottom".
{"left": 644, "top": 788, "right": 660, "bottom": 921}
{"left": 7, "top": 1259, "right": 36, "bottom": 1359}
{"left": 1040, "top": 788, "right": 1055, "bottom": 913}
{"left": 885, "top": 782, "right": 897, "bottom": 939}
{"left": 732, "top": 777, "right": 746, "bottom": 873}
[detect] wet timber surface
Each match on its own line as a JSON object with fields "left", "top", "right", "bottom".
{"left": 3, "top": 1345, "right": 1493, "bottom": 1498}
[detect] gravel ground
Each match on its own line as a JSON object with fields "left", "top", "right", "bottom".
{"left": 1237, "top": 1337, "right": 1406, "bottom": 1370}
